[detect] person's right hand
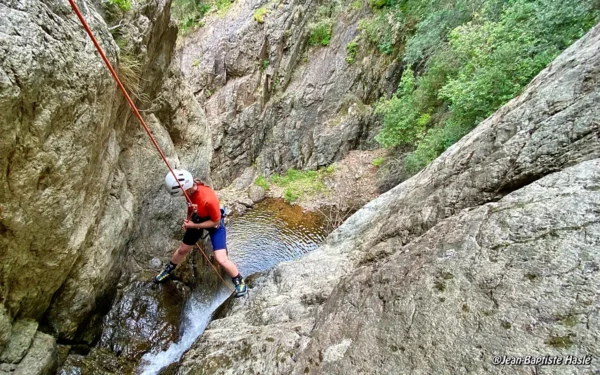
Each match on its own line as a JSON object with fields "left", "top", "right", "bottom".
{"left": 182, "top": 219, "right": 194, "bottom": 230}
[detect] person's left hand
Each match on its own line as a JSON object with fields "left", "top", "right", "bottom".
{"left": 182, "top": 220, "right": 195, "bottom": 230}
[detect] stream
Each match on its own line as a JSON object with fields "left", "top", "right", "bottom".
{"left": 138, "top": 198, "right": 328, "bottom": 374}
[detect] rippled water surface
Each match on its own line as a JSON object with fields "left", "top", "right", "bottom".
{"left": 227, "top": 198, "right": 328, "bottom": 276}
{"left": 138, "top": 198, "right": 328, "bottom": 374}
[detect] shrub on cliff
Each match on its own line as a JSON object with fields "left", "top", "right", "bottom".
{"left": 372, "top": 0, "right": 600, "bottom": 178}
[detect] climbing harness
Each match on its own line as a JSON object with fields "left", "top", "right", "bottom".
{"left": 67, "top": 0, "right": 234, "bottom": 293}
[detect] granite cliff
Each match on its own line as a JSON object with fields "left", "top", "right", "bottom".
{"left": 176, "top": 22, "right": 600, "bottom": 375}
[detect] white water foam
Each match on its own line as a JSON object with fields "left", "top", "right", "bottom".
{"left": 138, "top": 286, "right": 231, "bottom": 375}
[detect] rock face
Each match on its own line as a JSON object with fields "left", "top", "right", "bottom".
{"left": 180, "top": 0, "right": 398, "bottom": 188}
{"left": 176, "top": 23, "right": 600, "bottom": 374}
{"left": 0, "top": 0, "right": 121, "bottom": 323}
{"left": 98, "top": 281, "right": 190, "bottom": 360}
{"left": 0, "top": 0, "right": 212, "bottom": 370}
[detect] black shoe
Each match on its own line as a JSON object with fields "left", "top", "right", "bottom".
{"left": 233, "top": 276, "right": 247, "bottom": 298}
{"left": 154, "top": 262, "right": 176, "bottom": 283}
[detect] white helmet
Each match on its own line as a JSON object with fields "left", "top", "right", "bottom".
{"left": 165, "top": 169, "right": 193, "bottom": 196}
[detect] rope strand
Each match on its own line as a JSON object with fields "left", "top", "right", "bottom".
{"left": 68, "top": 0, "right": 233, "bottom": 292}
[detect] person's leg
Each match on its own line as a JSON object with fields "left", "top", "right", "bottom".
{"left": 155, "top": 229, "right": 200, "bottom": 283}
{"left": 211, "top": 225, "right": 246, "bottom": 297}
{"left": 171, "top": 243, "right": 193, "bottom": 264}
{"left": 213, "top": 249, "right": 239, "bottom": 278}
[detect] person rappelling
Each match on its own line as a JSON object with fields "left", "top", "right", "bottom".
{"left": 154, "top": 169, "right": 247, "bottom": 298}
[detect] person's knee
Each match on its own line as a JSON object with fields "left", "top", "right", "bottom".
{"left": 213, "top": 250, "right": 228, "bottom": 265}
{"left": 177, "top": 244, "right": 193, "bottom": 256}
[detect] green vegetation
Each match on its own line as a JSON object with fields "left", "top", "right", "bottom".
{"left": 255, "top": 176, "right": 270, "bottom": 190}
{"left": 172, "top": 0, "right": 211, "bottom": 35}
{"left": 260, "top": 59, "right": 270, "bottom": 71}
{"left": 108, "top": 0, "right": 131, "bottom": 11}
{"left": 171, "top": 0, "right": 235, "bottom": 35}
{"left": 372, "top": 157, "right": 384, "bottom": 167}
{"left": 214, "top": 0, "right": 233, "bottom": 14}
{"left": 270, "top": 167, "right": 334, "bottom": 203}
{"left": 309, "top": 19, "right": 334, "bottom": 46}
{"left": 254, "top": 6, "right": 270, "bottom": 23}
{"left": 308, "top": 4, "right": 338, "bottom": 47}
{"left": 361, "top": 0, "right": 599, "bottom": 179}
{"left": 351, "top": 1, "right": 362, "bottom": 10}
{"left": 557, "top": 312, "right": 579, "bottom": 327}
{"left": 103, "top": 0, "right": 131, "bottom": 22}
{"left": 368, "top": 0, "right": 389, "bottom": 9}
{"left": 546, "top": 334, "right": 575, "bottom": 349}
{"left": 346, "top": 40, "right": 359, "bottom": 64}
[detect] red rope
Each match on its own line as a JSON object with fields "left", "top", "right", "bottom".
{"left": 68, "top": 0, "right": 234, "bottom": 292}
{"left": 67, "top": 0, "right": 192, "bottom": 204}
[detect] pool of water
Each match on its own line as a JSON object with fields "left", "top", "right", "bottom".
{"left": 138, "top": 198, "right": 328, "bottom": 374}
{"left": 227, "top": 198, "right": 328, "bottom": 276}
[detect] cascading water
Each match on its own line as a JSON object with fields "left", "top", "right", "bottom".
{"left": 138, "top": 199, "right": 327, "bottom": 374}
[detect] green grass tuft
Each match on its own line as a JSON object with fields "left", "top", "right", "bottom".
{"left": 254, "top": 6, "right": 270, "bottom": 23}
{"left": 255, "top": 176, "right": 270, "bottom": 190}
{"left": 372, "top": 157, "right": 384, "bottom": 167}
{"left": 270, "top": 167, "right": 333, "bottom": 204}
{"left": 108, "top": 0, "right": 131, "bottom": 11}
{"left": 346, "top": 40, "right": 359, "bottom": 64}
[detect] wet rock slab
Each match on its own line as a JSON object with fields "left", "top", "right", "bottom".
{"left": 99, "top": 281, "right": 191, "bottom": 360}
{"left": 58, "top": 279, "right": 191, "bottom": 374}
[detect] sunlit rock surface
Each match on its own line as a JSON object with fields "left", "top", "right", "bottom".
{"left": 176, "top": 23, "right": 600, "bottom": 375}
{"left": 180, "top": 0, "right": 399, "bottom": 187}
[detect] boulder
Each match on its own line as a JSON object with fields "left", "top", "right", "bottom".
{"left": 0, "top": 320, "right": 38, "bottom": 364}
{"left": 248, "top": 185, "right": 266, "bottom": 203}
{"left": 13, "top": 332, "right": 57, "bottom": 375}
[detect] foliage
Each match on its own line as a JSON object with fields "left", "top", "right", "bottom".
{"left": 270, "top": 168, "right": 333, "bottom": 204}
{"left": 375, "top": 67, "right": 426, "bottom": 147}
{"left": 255, "top": 176, "right": 270, "bottom": 190}
{"left": 345, "top": 40, "right": 359, "bottom": 64}
{"left": 284, "top": 189, "right": 300, "bottom": 203}
{"left": 403, "top": 0, "right": 485, "bottom": 64}
{"left": 372, "top": 157, "right": 384, "bottom": 167}
{"left": 350, "top": 0, "right": 362, "bottom": 10}
{"left": 368, "top": 0, "right": 389, "bottom": 9}
{"left": 439, "top": 1, "right": 599, "bottom": 129}
{"left": 172, "top": 0, "right": 211, "bottom": 35}
{"left": 214, "top": 0, "right": 233, "bottom": 14}
{"left": 254, "top": 6, "right": 270, "bottom": 23}
{"left": 107, "top": 0, "right": 131, "bottom": 12}
{"left": 370, "top": 0, "right": 600, "bottom": 178}
{"left": 260, "top": 59, "right": 270, "bottom": 71}
{"left": 308, "top": 19, "right": 334, "bottom": 46}
{"left": 357, "top": 4, "right": 402, "bottom": 55}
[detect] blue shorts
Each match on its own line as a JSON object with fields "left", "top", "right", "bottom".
{"left": 208, "top": 224, "right": 227, "bottom": 251}
{"left": 182, "top": 218, "right": 227, "bottom": 251}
